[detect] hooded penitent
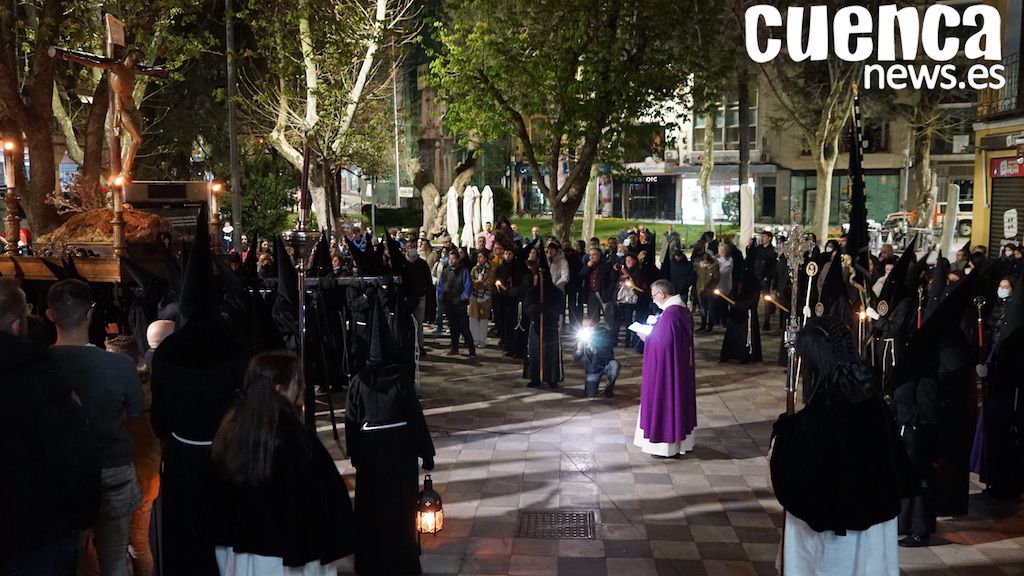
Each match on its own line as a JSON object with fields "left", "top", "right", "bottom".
{"left": 892, "top": 271, "right": 974, "bottom": 520}
{"left": 272, "top": 235, "right": 300, "bottom": 350}
{"left": 770, "top": 317, "right": 915, "bottom": 535}
{"left": 149, "top": 204, "right": 252, "bottom": 575}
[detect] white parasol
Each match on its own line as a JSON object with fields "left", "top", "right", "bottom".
{"left": 481, "top": 185, "right": 495, "bottom": 229}
{"left": 445, "top": 186, "right": 459, "bottom": 243}
{"left": 472, "top": 185, "right": 483, "bottom": 236}
{"left": 461, "top": 186, "right": 476, "bottom": 248}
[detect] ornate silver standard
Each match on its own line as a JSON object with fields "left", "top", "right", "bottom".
{"left": 283, "top": 143, "right": 319, "bottom": 429}
{"left": 780, "top": 207, "right": 814, "bottom": 414}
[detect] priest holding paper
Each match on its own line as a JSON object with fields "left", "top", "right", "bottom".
{"left": 633, "top": 279, "right": 698, "bottom": 457}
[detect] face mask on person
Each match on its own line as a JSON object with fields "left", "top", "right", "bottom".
{"left": 1005, "top": 250, "right": 1014, "bottom": 258}
{"left": 406, "top": 249, "right": 418, "bottom": 262}
{"left": 617, "top": 250, "right": 625, "bottom": 258}
{"left": 825, "top": 247, "right": 834, "bottom": 253}
{"left": 998, "top": 287, "right": 1011, "bottom": 299}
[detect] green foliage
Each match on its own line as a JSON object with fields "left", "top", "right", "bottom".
{"left": 428, "top": 0, "right": 722, "bottom": 243}
{"left": 721, "top": 190, "right": 739, "bottom": 223}
{"left": 238, "top": 0, "right": 407, "bottom": 177}
{"left": 238, "top": 151, "right": 297, "bottom": 239}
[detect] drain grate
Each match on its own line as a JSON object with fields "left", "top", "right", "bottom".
{"left": 517, "top": 510, "right": 596, "bottom": 539}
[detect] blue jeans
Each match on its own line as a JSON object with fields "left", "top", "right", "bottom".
{"left": 1, "top": 532, "right": 77, "bottom": 576}
{"left": 584, "top": 360, "right": 620, "bottom": 397}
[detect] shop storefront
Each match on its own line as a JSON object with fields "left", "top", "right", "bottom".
{"left": 988, "top": 157, "right": 1024, "bottom": 254}
{"left": 616, "top": 175, "right": 677, "bottom": 220}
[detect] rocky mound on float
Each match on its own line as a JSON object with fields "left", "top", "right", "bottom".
{"left": 38, "top": 208, "right": 171, "bottom": 244}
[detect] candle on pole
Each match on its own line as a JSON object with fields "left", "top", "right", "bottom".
{"left": 713, "top": 288, "right": 736, "bottom": 306}
{"left": 763, "top": 294, "right": 790, "bottom": 314}
{"left": 111, "top": 174, "right": 126, "bottom": 257}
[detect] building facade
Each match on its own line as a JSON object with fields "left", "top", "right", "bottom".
{"left": 972, "top": 0, "right": 1024, "bottom": 255}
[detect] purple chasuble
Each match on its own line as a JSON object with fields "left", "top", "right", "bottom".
{"left": 639, "top": 303, "right": 697, "bottom": 444}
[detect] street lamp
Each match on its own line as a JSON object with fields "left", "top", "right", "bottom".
{"left": 3, "top": 141, "right": 20, "bottom": 254}
{"left": 209, "top": 181, "right": 224, "bottom": 252}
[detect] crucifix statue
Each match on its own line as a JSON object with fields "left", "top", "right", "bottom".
{"left": 49, "top": 14, "right": 167, "bottom": 183}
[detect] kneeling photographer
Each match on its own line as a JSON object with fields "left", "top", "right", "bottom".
{"left": 573, "top": 318, "right": 620, "bottom": 398}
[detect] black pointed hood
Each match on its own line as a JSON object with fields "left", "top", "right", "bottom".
{"left": 367, "top": 294, "right": 398, "bottom": 368}
{"left": 924, "top": 256, "right": 951, "bottom": 319}
{"left": 345, "top": 236, "right": 378, "bottom": 275}
{"left": 879, "top": 235, "right": 917, "bottom": 309}
{"left": 274, "top": 235, "right": 298, "bottom": 305}
{"left": 179, "top": 204, "right": 218, "bottom": 326}
{"left": 212, "top": 253, "right": 245, "bottom": 296}
{"left": 818, "top": 251, "right": 846, "bottom": 311}
{"left": 894, "top": 272, "right": 975, "bottom": 382}
{"left": 310, "top": 231, "right": 333, "bottom": 277}
{"left": 385, "top": 233, "right": 408, "bottom": 275}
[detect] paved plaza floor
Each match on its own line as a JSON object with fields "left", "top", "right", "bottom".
{"left": 324, "top": 326, "right": 1024, "bottom": 576}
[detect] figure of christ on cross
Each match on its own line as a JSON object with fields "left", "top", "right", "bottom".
{"left": 48, "top": 45, "right": 167, "bottom": 182}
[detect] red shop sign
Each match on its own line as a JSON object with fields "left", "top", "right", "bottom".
{"left": 991, "top": 157, "right": 1024, "bottom": 178}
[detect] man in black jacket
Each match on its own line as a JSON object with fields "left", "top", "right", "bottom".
{"left": 750, "top": 231, "right": 778, "bottom": 331}
{"left": 581, "top": 248, "right": 615, "bottom": 324}
{"left": 0, "top": 278, "right": 100, "bottom": 575}
{"left": 402, "top": 243, "right": 433, "bottom": 358}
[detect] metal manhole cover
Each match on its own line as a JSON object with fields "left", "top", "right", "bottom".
{"left": 517, "top": 510, "right": 596, "bottom": 539}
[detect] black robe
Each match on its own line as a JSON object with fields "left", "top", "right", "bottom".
{"left": 523, "top": 270, "right": 564, "bottom": 385}
{"left": 209, "top": 414, "right": 355, "bottom": 566}
{"left": 151, "top": 317, "right": 251, "bottom": 576}
{"left": 893, "top": 329, "right": 972, "bottom": 535}
{"left": 980, "top": 328, "right": 1024, "bottom": 495}
{"left": 720, "top": 279, "right": 762, "bottom": 364}
{"left": 346, "top": 363, "right": 435, "bottom": 576}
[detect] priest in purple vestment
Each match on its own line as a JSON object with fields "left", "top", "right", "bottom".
{"left": 634, "top": 279, "right": 698, "bottom": 457}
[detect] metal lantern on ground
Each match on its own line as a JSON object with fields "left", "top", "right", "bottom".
{"left": 416, "top": 474, "right": 444, "bottom": 535}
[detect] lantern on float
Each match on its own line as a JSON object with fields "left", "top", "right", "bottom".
{"left": 415, "top": 474, "right": 444, "bottom": 535}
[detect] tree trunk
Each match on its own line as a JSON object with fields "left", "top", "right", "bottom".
{"left": 582, "top": 163, "right": 599, "bottom": 244}
{"left": 24, "top": 126, "right": 60, "bottom": 233}
{"left": 78, "top": 77, "right": 110, "bottom": 208}
{"left": 452, "top": 146, "right": 478, "bottom": 197}
{"left": 737, "top": 63, "right": 750, "bottom": 210}
{"left": 909, "top": 130, "right": 936, "bottom": 229}
{"left": 812, "top": 135, "right": 839, "bottom": 247}
{"left": 551, "top": 196, "right": 577, "bottom": 247}
{"left": 699, "top": 110, "right": 715, "bottom": 231}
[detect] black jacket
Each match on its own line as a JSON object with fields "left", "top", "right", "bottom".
{"left": 572, "top": 328, "right": 616, "bottom": 375}
{"left": 580, "top": 259, "right": 615, "bottom": 302}
{"left": 0, "top": 333, "right": 100, "bottom": 563}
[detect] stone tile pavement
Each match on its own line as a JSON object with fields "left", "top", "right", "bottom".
{"left": 321, "top": 325, "right": 1024, "bottom": 575}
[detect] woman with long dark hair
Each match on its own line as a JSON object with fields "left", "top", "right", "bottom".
{"left": 210, "top": 352, "right": 355, "bottom": 575}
